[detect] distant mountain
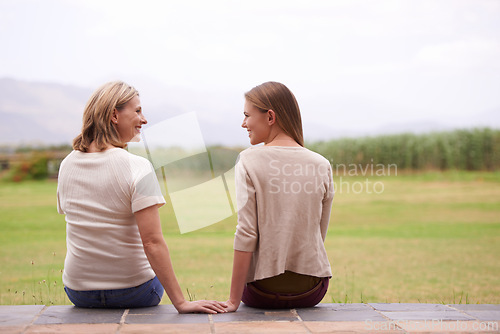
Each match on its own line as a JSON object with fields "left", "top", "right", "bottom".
{"left": 0, "top": 77, "right": 366, "bottom": 146}
{"left": 0, "top": 78, "right": 250, "bottom": 147}
{"left": 1, "top": 78, "right": 498, "bottom": 147}
{"left": 0, "top": 78, "right": 90, "bottom": 145}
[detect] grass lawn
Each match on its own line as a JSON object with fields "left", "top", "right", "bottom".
{"left": 0, "top": 171, "right": 499, "bottom": 305}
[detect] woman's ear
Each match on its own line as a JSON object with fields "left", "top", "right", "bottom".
{"left": 111, "top": 109, "right": 119, "bottom": 124}
{"left": 267, "top": 110, "right": 276, "bottom": 125}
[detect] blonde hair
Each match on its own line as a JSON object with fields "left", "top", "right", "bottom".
{"left": 73, "top": 81, "right": 139, "bottom": 152}
{"left": 244, "top": 81, "right": 304, "bottom": 147}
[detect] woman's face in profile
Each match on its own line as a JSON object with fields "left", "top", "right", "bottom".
{"left": 115, "top": 95, "right": 147, "bottom": 143}
{"left": 242, "top": 100, "right": 270, "bottom": 145}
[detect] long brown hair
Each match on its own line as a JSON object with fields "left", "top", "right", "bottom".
{"left": 244, "top": 81, "right": 304, "bottom": 146}
{"left": 73, "top": 81, "right": 139, "bottom": 152}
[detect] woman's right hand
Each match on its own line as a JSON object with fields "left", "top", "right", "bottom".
{"left": 175, "top": 300, "right": 228, "bottom": 314}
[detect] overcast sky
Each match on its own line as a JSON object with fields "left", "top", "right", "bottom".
{"left": 1, "top": 0, "right": 499, "bottom": 140}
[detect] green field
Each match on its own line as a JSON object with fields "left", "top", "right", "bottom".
{"left": 1, "top": 171, "right": 499, "bottom": 305}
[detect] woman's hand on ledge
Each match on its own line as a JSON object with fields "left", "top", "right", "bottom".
{"left": 221, "top": 299, "right": 240, "bottom": 313}
{"left": 175, "top": 300, "right": 228, "bottom": 314}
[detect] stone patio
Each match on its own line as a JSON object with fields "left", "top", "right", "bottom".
{"left": 1, "top": 303, "right": 499, "bottom": 333}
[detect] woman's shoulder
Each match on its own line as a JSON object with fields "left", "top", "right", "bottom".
{"left": 237, "top": 147, "right": 330, "bottom": 173}
{"left": 302, "top": 148, "right": 331, "bottom": 165}
{"left": 236, "top": 146, "right": 260, "bottom": 160}
{"left": 240, "top": 146, "right": 329, "bottom": 162}
{"left": 238, "top": 146, "right": 260, "bottom": 157}
{"left": 120, "top": 149, "right": 155, "bottom": 169}
{"left": 237, "top": 146, "right": 272, "bottom": 164}
{"left": 109, "top": 149, "right": 156, "bottom": 181}
{"left": 65, "top": 148, "right": 152, "bottom": 168}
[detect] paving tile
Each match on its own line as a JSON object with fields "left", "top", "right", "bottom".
{"left": 304, "top": 321, "right": 405, "bottom": 333}
{"left": 297, "top": 308, "right": 387, "bottom": 322}
{"left": 120, "top": 323, "right": 211, "bottom": 333}
{"left": 459, "top": 311, "right": 500, "bottom": 321}
{"left": 237, "top": 304, "right": 296, "bottom": 313}
{"left": 126, "top": 305, "right": 209, "bottom": 324}
{"left": 449, "top": 304, "right": 500, "bottom": 311}
{"left": 34, "top": 306, "right": 124, "bottom": 324}
{"left": 370, "top": 303, "right": 451, "bottom": 312}
{"left": 127, "top": 305, "right": 177, "bottom": 315}
{"left": 125, "top": 304, "right": 209, "bottom": 324}
{"left": 24, "top": 324, "right": 119, "bottom": 333}
{"left": 214, "top": 321, "right": 309, "bottom": 333}
{"left": 0, "top": 305, "right": 45, "bottom": 326}
{"left": 380, "top": 310, "right": 475, "bottom": 321}
{"left": 315, "top": 303, "right": 374, "bottom": 311}
{"left": 125, "top": 313, "right": 209, "bottom": 324}
{"left": 447, "top": 305, "right": 500, "bottom": 321}
{"left": 398, "top": 320, "right": 500, "bottom": 333}
{"left": 212, "top": 309, "right": 297, "bottom": 323}
{"left": 0, "top": 326, "right": 25, "bottom": 334}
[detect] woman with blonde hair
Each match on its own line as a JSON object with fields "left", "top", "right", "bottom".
{"left": 57, "top": 81, "right": 226, "bottom": 313}
{"left": 223, "top": 81, "right": 334, "bottom": 311}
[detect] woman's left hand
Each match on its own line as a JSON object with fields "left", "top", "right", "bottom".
{"left": 221, "top": 299, "right": 240, "bottom": 313}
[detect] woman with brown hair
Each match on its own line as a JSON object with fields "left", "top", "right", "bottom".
{"left": 223, "top": 81, "right": 334, "bottom": 311}
{"left": 57, "top": 81, "right": 226, "bottom": 313}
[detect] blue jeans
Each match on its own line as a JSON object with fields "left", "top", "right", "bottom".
{"left": 64, "top": 277, "right": 164, "bottom": 308}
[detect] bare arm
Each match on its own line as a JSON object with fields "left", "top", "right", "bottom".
{"left": 320, "top": 165, "right": 334, "bottom": 241}
{"left": 223, "top": 157, "right": 256, "bottom": 312}
{"left": 225, "top": 249, "right": 253, "bottom": 312}
{"left": 135, "top": 205, "right": 226, "bottom": 314}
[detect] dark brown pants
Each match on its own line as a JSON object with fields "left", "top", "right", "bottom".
{"left": 242, "top": 272, "right": 329, "bottom": 309}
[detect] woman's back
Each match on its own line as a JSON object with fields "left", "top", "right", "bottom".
{"left": 234, "top": 145, "right": 334, "bottom": 282}
{"left": 57, "top": 148, "right": 164, "bottom": 290}
{"left": 224, "top": 81, "right": 333, "bottom": 311}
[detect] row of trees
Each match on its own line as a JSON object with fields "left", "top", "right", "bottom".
{"left": 307, "top": 128, "right": 500, "bottom": 171}
{"left": 2, "top": 128, "right": 499, "bottom": 181}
